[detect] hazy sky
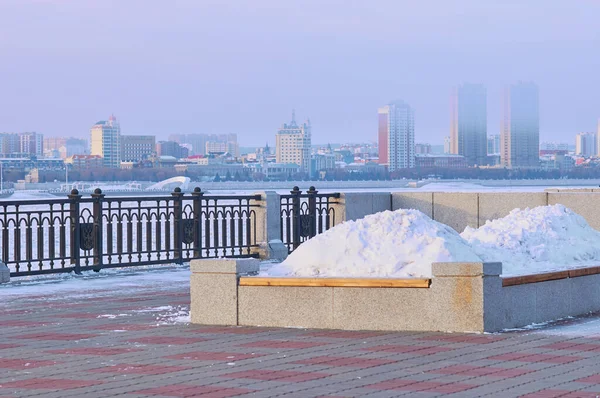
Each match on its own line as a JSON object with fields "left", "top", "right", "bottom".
{"left": 0, "top": 0, "right": 598, "bottom": 146}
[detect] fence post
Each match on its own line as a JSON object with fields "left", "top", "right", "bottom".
{"left": 290, "top": 186, "right": 302, "bottom": 251}
{"left": 91, "top": 188, "right": 105, "bottom": 272}
{"left": 191, "top": 187, "right": 204, "bottom": 259}
{"left": 172, "top": 187, "right": 184, "bottom": 264}
{"left": 68, "top": 189, "right": 82, "bottom": 274}
{"left": 307, "top": 186, "right": 318, "bottom": 238}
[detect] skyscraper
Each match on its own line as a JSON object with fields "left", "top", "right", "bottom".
{"left": 501, "top": 82, "right": 540, "bottom": 168}
{"left": 487, "top": 134, "right": 501, "bottom": 155}
{"left": 597, "top": 119, "right": 600, "bottom": 157}
{"left": 90, "top": 115, "right": 121, "bottom": 168}
{"left": 450, "top": 84, "right": 487, "bottom": 166}
{"left": 377, "top": 101, "right": 415, "bottom": 172}
{"left": 575, "top": 132, "right": 596, "bottom": 157}
{"left": 276, "top": 111, "right": 312, "bottom": 175}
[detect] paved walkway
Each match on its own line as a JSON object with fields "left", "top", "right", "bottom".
{"left": 1, "top": 268, "right": 600, "bottom": 397}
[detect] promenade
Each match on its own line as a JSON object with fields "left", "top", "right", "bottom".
{"left": 1, "top": 267, "right": 600, "bottom": 397}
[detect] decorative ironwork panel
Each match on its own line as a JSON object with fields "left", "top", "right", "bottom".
{"left": 79, "top": 222, "right": 94, "bottom": 251}
{"left": 182, "top": 218, "right": 194, "bottom": 245}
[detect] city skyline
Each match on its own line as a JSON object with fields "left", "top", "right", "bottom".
{"left": 0, "top": 1, "right": 598, "bottom": 145}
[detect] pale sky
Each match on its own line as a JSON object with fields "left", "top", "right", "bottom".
{"left": 0, "top": 0, "right": 598, "bottom": 146}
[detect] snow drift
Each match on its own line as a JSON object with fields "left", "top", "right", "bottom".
{"left": 264, "top": 209, "right": 481, "bottom": 278}
{"left": 461, "top": 204, "right": 600, "bottom": 276}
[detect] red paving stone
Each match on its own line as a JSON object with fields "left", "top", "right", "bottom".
{"left": 363, "top": 344, "right": 454, "bottom": 355}
{"left": 1, "top": 320, "right": 56, "bottom": 327}
{"left": 0, "top": 378, "right": 103, "bottom": 390}
{"left": 52, "top": 313, "right": 101, "bottom": 319}
{"left": 429, "top": 364, "right": 533, "bottom": 378}
{"left": 19, "top": 332, "right": 97, "bottom": 341}
{"left": 367, "top": 379, "right": 476, "bottom": 393}
{"left": 520, "top": 390, "right": 584, "bottom": 398}
{"left": 88, "top": 363, "right": 190, "bottom": 375}
{"left": 418, "top": 334, "right": 505, "bottom": 344}
{"left": 127, "top": 336, "right": 208, "bottom": 345}
{"left": 239, "top": 340, "right": 329, "bottom": 349}
{"left": 488, "top": 353, "right": 584, "bottom": 364}
{"left": 133, "top": 385, "right": 255, "bottom": 397}
{"left": 0, "top": 343, "right": 21, "bottom": 350}
{"left": 222, "top": 369, "right": 328, "bottom": 382}
{"left": 47, "top": 347, "right": 143, "bottom": 355}
{"left": 293, "top": 356, "right": 397, "bottom": 368}
{"left": 189, "top": 326, "right": 269, "bottom": 335}
{"left": 541, "top": 342, "right": 600, "bottom": 352}
{"left": 89, "top": 323, "right": 157, "bottom": 331}
{"left": 576, "top": 374, "right": 600, "bottom": 383}
{"left": 167, "top": 351, "right": 263, "bottom": 361}
{"left": 305, "top": 331, "right": 388, "bottom": 339}
{"left": 0, "top": 359, "right": 56, "bottom": 370}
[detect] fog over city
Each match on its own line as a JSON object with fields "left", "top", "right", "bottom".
{"left": 0, "top": 0, "right": 598, "bottom": 145}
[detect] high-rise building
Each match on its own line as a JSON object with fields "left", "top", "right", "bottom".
{"left": 169, "top": 133, "right": 239, "bottom": 156}
{"left": 415, "top": 143, "right": 432, "bottom": 155}
{"left": 377, "top": 101, "right": 415, "bottom": 172}
{"left": 575, "top": 132, "right": 596, "bottom": 157}
{"left": 450, "top": 84, "right": 487, "bottom": 166}
{"left": 156, "top": 141, "right": 188, "bottom": 159}
{"left": 121, "top": 135, "right": 156, "bottom": 162}
{"left": 19, "top": 132, "right": 44, "bottom": 156}
{"left": 501, "top": 82, "right": 540, "bottom": 168}
{"left": 597, "top": 119, "right": 600, "bottom": 156}
{"left": 0, "top": 133, "right": 22, "bottom": 155}
{"left": 44, "top": 137, "right": 88, "bottom": 159}
{"left": 443, "top": 136, "right": 451, "bottom": 154}
{"left": 275, "top": 111, "right": 312, "bottom": 175}
{"left": 90, "top": 115, "right": 121, "bottom": 168}
{"left": 487, "top": 134, "right": 501, "bottom": 155}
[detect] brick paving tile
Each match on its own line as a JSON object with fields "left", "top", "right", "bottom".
{"left": 0, "top": 359, "right": 57, "bottom": 370}
{"left": 222, "top": 369, "right": 328, "bottom": 382}
{"left": 293, "top": 356, "right": 397, "bottom": 368}
{"left": 239, "top": 340, "right": 329, "bottom": 349}
{"left": 187, "top": 326, "right": 272, "bottom": 334}
{"left": 0, "top": 378, "right": 103, "bottom": 390}
{"left": 46, "top": 347, "right": 143, "bottom": 355}
{"left": 167, "top": 351, "right": 264, "bottom": 361}
{"left": 133, "top": 384, "right": 255, "bottom": 397}
{"left": 87, "top": 363, "right": 190, "bottom": 375}
{"left": 519, "top": 389, "right": 600, "bottom": 398}
{"left": 304, "top": 331, "right": 390, "bottom": 339}
{"left": 417, "top": 334, "right": 506, "bottom": 344}
{"left": 87, "top": 323, "right": 158, "bottom": 331}
{"left": 487, "top": 352, "right": 585, "bottom": 364}
{"left": 363, "top": 344, "right": 454, "bottom": 355}
{"left": 428, "top": 364, "right": 533, "bottom": 378}
{"left": 576, "top": 374, "right": 600, "bottom": 383}
{"left": 19, "top": 332, "right": 98, "bottom": 341}
{"left": 0, "top": 344, "right": 21, "bottom": 350}
{"left": 51, "top": 312, "right": 102, "bottom": 319}
{"left": 125, "top": 336, "right": 208, "bottom": 345}
{"left": 365, "top": 379, "right": 477, "bottom": 393}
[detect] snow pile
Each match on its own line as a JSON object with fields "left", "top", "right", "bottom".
{"left": 461, "top": 204, "right": 600, "bottom": 276}
{"left": 264, "top": 209, "right": 481, "bottom": 278}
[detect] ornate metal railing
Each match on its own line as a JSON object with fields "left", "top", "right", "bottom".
{"left": 280, "top": 186, "right": 341, "bottom": 253}
{"left": 1, "top": 187, "right": 260, "bottom": 277}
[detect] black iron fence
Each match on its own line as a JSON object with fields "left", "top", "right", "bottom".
{"left": 280, "top": 186, "right": 341, "bottom": 253}
{"left": 2, "top": 187, "right": 260, "bottom": 277}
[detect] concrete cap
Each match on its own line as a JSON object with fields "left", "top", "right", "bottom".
{"left": 432, "top": 262, "right": 502, "bottom": 277}
{"left": 191, "top": 258, "right": 260, "bottom": 275}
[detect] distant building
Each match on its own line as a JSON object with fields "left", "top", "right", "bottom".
{"left": 276, "top": 111, "right": 312, "bottom": 175}
{"left": 156, "top": 141, "right": 188, "bottom": 159}
{"left": 540, "top": 142, "right": 569, "bottom": 151}
{"left": 90, "top": 115, "right": 121, "bottom": 168}
{"left": 443, "top": 136, "right": 451, "bottom": 154}
{"left": 415, "top": 154, "right": 468, "bottom": 169}
{"left": 501, "top": 82, "right": 540, "bottom": 168}
{"left": 450, "top": 83, "right": 487, "bottom": 166}
{"left": 575, "top": 132, "right": 596, "bottom": 157}
{"left": 205, "top": 141, "right": 238, "bottom": 155}
{"left": 597, "top": 119, "right": 600, "bottom": 156}
{"left": 377, "top": 100, "right": 415, "bottom": 172}
{"left": 65, "top": 154, "right": 103, "bottom": 169}
{"left": 0, "top": 133, "right": 20, "bottom": 155}
{"left": 19, "top": 132, "right": 44, "bottom": 156}
{"left": 311, "top": 153, "right": 336, "bottom": 176}
{"left": 487, "top": 134, "right": 501, "bottom": 155}
{"left": 121, "top": 135, "right": 156, "bottom": 162}
{"left": 170, "top": 133, "right": 239, "bottom": 156}
{"left": 415, "top": 143, "right": 432, "bottom": 155}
